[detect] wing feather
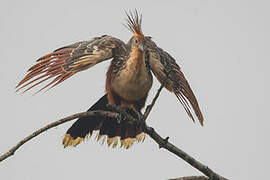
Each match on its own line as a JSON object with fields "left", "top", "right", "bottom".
{"left": 145, "top": 37, "right": 204, "bottom": 125}
{"left": 16, "top": 35, "right": 126, "bottom": 94}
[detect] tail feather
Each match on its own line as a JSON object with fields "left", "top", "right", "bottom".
{"left": 63, "top": 94, "right": 145, "bottom": 149}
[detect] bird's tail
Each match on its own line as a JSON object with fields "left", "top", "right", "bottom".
{"left": 62, "top": 94, "right": 146, "bottom": 149}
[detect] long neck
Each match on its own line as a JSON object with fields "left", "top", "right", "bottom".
{"left": 127, "top": 47, "right": 145, "bottom": 72}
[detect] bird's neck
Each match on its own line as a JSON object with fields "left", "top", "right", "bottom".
{"left": 127, "top": 47, "right": 145, "bottom": 70}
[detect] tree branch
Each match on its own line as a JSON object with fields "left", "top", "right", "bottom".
{"left": 0, "top": 111, "right": 119, "bottom": 162}
{"left": 143, "top": 124, "right": 227, "bottom": 180}
{"left": 0, "top": 85, "right": 228, "bottom": 180}
{"left": 169, "top": 176, "right": 209, "bottom": 180}
{"left": 143, "top": 85, "right": 227, "bottom": 180}
{"left": 143, "top": 83, "right": 164, "bottom": 120}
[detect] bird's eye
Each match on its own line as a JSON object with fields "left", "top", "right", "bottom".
{"left": 134, "top": 38, "right": 139, "bottom": 44}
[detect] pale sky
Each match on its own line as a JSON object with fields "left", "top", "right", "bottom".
{"left": 0, "top": 1, "right": 269, "bottom": 179}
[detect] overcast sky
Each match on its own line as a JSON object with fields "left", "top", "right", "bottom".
{"left": 0, "top": 0, "right": 269, "bottom": 179}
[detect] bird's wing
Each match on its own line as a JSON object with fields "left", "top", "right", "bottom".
{"left": 16, "top": 35, "right": 126, "bottom": 94}
{"left": 145, "top": 37, "right": 204, "bottom": 125}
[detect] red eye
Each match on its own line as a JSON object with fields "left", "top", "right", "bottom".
{"left": 135, "top": 39, "right": 139, "bottom": 44}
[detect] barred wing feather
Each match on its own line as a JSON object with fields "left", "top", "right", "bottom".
{"left": 16, "top": 35, "right": 126, "bottom": 94}
{"left": 145, "top": 37, "right": 204, "bottom": 125}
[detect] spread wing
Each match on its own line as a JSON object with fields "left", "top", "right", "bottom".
{"left": 145, "top": 37, "right": 204, "bottom": 125}
{"left": 16, "top": 35, "right": 126, "bottom": 94}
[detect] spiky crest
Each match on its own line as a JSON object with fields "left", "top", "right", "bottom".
{"left": 125, "top": 10, "right": 144, "bottom": 40}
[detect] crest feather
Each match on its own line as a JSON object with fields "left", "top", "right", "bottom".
{"left": 125, "top": 10, "right": 144, "bottom": 40}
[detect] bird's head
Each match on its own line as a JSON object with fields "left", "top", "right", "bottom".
{"left": 125, "top": 10, "right": 145, "bottom": 51}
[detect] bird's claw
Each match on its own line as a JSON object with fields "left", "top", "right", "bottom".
{"left": 117, "top": 112, "right": 127, "bottom": 124}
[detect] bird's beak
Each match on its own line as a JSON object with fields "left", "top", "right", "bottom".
{"left": 139, "top": 41, "right": 145, "bottom": 51}
{"left": 138, "top": 43, "right": 144, "bottom": 51}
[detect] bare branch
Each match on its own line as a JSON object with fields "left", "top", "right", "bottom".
{"left": 142, "top": 124, "right": 227, "bottom": 180}
{"left": 144, "top": 84, "right": 164, "bottom": 120}
{"left": 169, "top": 176, "right": 209, "bottom": 180}
{"left": 0, "top": 111, "right": 118, "bottom": 162}
{"left": 0, "top": 84, "right": 228, "bottom": 180}
{"left": 140, "top": 87, "right": 227, "bottom": 180}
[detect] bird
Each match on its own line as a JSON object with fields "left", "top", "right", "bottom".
{"left": 16, "top": 11, "right": 204, "bottom": 149}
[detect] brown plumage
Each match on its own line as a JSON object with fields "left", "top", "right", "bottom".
{"left": 16, "top": 10, "right": 204, "bottom": 148}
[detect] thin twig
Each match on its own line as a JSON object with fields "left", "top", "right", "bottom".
{"left": 0, "top": 111, "right": 118, "bottom": 162}
{"left": 144, "top": 69, "right": 172, "bottom": 120}
{"left": 144, "top": 84, "right": 164, "bottom": 120}
{"left": 169, "top": 176, "right": 209, "bottom": 180}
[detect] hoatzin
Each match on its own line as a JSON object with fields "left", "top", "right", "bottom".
{"left": 16, "top": 11, "right": 204, "bottom": 149}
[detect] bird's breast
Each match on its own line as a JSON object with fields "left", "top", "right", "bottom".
{"left": 112, "top": 50, "right": 153, "bottom": 101}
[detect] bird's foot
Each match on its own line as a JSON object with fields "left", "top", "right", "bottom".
{"left": 106, "top": 104, "right": 135, "bottom": 124}
{"left": 106, "top": 104, "right": 144, "bottom": 126}
{"left": 117, "top": 111, "right": 127, "bottom": 124}
{"left": 123, "top": 108, "right": 144, "bottom": 123}
{"left": 106, "top": 104, "right": 127, "bottom": 124}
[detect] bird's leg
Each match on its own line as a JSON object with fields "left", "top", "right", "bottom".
{"left": 117, "top": 110, "right": 127, "bottom": 124}
{"left": 119, "top": 101, "right": 144, "bottom": 124}
{"left": 134, "top": 110, "right": 145, "bottom": 127}
{"left": 122, "top": 107, "right": 146, "bottom": 131}
{"left": 119, "top": 106, "right": 140, "bottom": 120}
{"left": 106, "top": 104, "right": 145, "bottom": 127}
{"left": 106, "top": 104, "right": 128, "bottom": 124}
{"left": 124, "top": 108, "right": 146, "bottom": 129}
